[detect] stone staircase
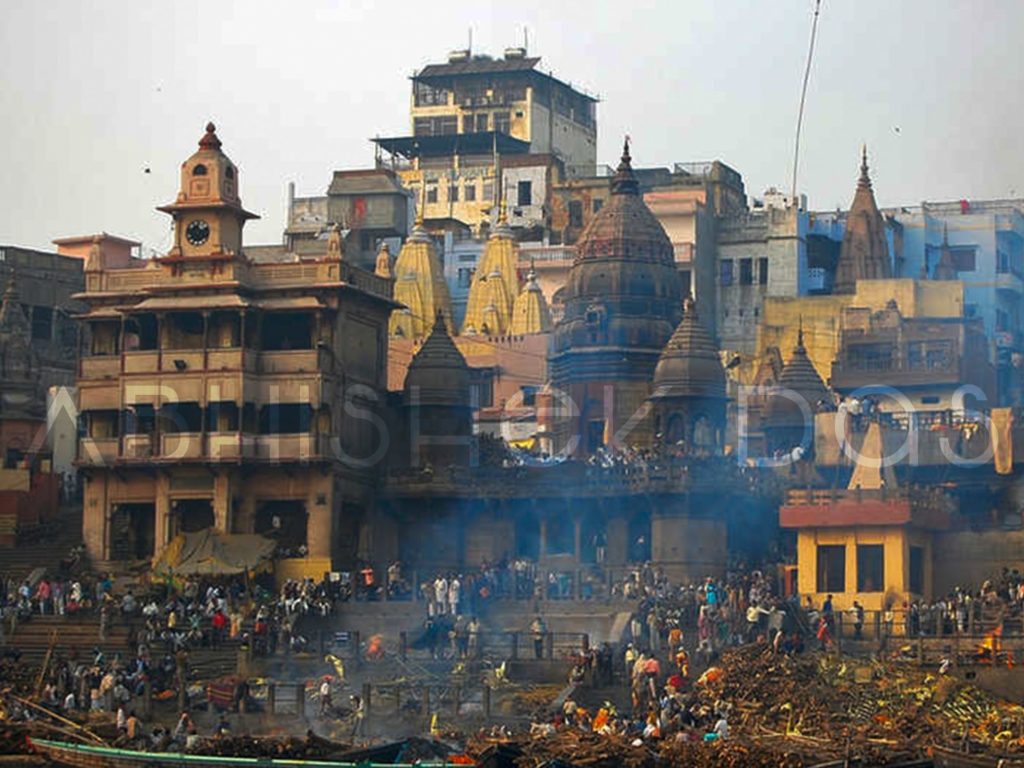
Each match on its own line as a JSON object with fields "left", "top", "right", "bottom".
{"left": 0, "top": 504, "right": 84, "bottom": 583}
{"left": 3, "top": 613, "right": 134, "bottom": 666}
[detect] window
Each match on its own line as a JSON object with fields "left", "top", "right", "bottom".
{"left": 856, "top": 544, "right": 884, "bottom": 592}
{"left": 464, "top": 181, "right": 476, "bottom": 202}
{"left": 720, "top": 260, "right": 734, "bottom": 287}
{"left": 413, "top": 117, "right": 432, "bottom": 136}
{"left": 568, "top": 200, "right": 584, "bottom": 228}
{"left": 909, "top": 546, "right": 924, "bottom": 595}
{"left": 437, "top": 116, "right": 457, "bottom": 135}
{"left": 739, "top": 258, "right": 753, "bottom": 285}
{"left": 225, "top": 166, "right": 235, "bottom": 180}
{"left": 680, "top": 270, "right": 692, "bottom": 298}
{"left": 592, "top": 199, "right": 604, "bottom": 213}
{"left": 461, "top": 115, "right": 474, "bottom": 133}
{"left": 426, "top": 184, "right": 438, "bottom": 204}
{"left": 816, "top": 545, "right": 846, "bottom": 593}
{"left": 950, "top": 246, "right": 976, "bottom": 272}
{"left": 758, "top": 257, "right": 769, "bottom": 285}
{"left": 517, "top": 180, "right": 532, "bottom": 206}
{"left": 521, "top": 385, "right": 537, "bottom": 407}
{"left": 30, "top": 306, "right": 52, "bottom": 341}
{"left": 192, "top": 164, "right": 207, "bottom": 176}
{"left": 482, "top": 180, "right": 494, "bottom": 201}
{"left": 493, "top": 112, "right": 510, "bottom": 134}
{"left": 475, "top": 113, "right": 489, "bottom": 132}
{"left": 449, "top": 184, "right": 459, "bottom": 203}
{"left": 457, "top": 267, "right": 474, "bottom": 288}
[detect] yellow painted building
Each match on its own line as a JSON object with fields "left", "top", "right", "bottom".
{"left": 781, "top": 426, "right": 952, "bottom": 614}
{"left": 746, "top": 278, "right": 965, "bottom": 386}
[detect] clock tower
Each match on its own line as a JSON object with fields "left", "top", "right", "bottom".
{"left": 158, "top": 122, "right": 258, "bottom": 262}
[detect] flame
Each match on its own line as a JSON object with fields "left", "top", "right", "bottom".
{"left": 976, "top": 625, "right": 1002, "bottom": 664}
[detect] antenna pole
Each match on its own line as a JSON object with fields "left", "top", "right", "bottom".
{"left": 468, "top": 27, "right": 472, "bottom": 53}
{"left": 791, "top": 0, "right": 822, "bottom": 204}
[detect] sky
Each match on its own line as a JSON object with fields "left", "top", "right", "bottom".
{"left": 2, "top": 0, "right": 1023, "bottom": 254}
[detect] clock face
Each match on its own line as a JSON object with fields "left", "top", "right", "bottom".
{"left": 186, "top": 219, "right": 210, "bottom": 246}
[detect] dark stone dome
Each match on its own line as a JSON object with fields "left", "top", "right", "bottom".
{"left": 650, "top": 298, "right": 726, "bottom": 400}
{"left": 765, "top": 329, "right": 830, "bottom": 427}
{"left": 550, "top": 140, "right": 683, "bottom": 383}
{"left": 403, "top": 312, "right": 470, "bottom": 407}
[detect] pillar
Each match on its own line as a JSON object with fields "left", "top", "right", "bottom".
{"left": 605, "top": 516, "right": 628, "bottom": 566}
{"left": 154, "top": 474, "right": 172, "bottom": 557}
{"left": 213, "top": 471, "right": 230, "bottom": 533}
{"left": 306, "top": 474, "right": 332, "bottom": 560}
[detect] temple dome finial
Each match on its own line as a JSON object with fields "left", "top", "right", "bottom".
{"left": 198, "top": 121, "right": 222, "bottom": 150}
{"left": 611, "top": 135, "right": 639, "bottom": 196}
{"left": 859, "top": 144, "right": 871, "bottom": 188}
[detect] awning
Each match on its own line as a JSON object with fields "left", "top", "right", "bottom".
{"left": 372, "top": 131, "right": 530, "bottom": 160}
{"left": 255, "top": 297, "right": 324, "bottom": 311}
{"left": 74, "top": 308, "right": 123, "bottom": 320}
{"left": 129, "top": 295, "right": 250, "bottom": 312}
{"left": 153, "top": 530, "right": 276, "bottom": 576}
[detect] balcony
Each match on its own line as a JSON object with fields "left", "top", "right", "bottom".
{"left": 80, "top": 357, "right": 119, "bottom": 379}
{"left": 79, "top": 437, "right": 118, "bottom": 465}
{"left": 259, "top": 349, "right": 322, "bottom": 374}
{"left": 161, "top": 350, "right": 205, "bottom": 373}
{"left": 123, "top": 351, "right": 159, "bottom": 375}
{"left": 160, "top": 433, "right": 203, "bottom": 460}
{"left": 122, "top": 434, "right": 154, "bottom": 460}
{"left": 780, "top": 488, "right": 951, "bottom": 531}
{"left": 256, "top": 434, "right": 328, "bottom": 461}
{"left": 996, "top": 270, "right": 1023, "bottom": 296}
{"left": 208, "top": 433, "right": 257, "bottom": 460}
{"left": 807, "top": 267, "right": 832, "bottom": 294}
{"left": 207, "top": 348, "right": 253, "bottom": 371}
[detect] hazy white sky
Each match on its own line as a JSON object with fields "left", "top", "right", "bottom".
{"left": 2, "top": 0, "right": 1022, "bottom": 253}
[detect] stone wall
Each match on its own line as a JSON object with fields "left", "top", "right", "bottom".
{"left": 933, "top": 529, "right": 1024, "bottom": 595}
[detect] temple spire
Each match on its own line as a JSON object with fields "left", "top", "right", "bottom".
{"left": 611, "top": 135, "right": 639, "bottom": 196}
{"left": 859, "top": 144, "right": 871, "bottom": 188}
{"left": 198, "top": 121, "right": 222, "bottom": 151}
{"left": 834, "top": 146, "right": 890, "bottom": 293}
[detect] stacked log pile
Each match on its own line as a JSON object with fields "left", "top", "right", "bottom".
{"left": 469, "top": 645, "right": 1024, "bottom": 767}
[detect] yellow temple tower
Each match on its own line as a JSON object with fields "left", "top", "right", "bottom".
{"left": 461, "top": 201, "right": 520, "bottom": 335}
{"left": 510, "top": 265, "right": 553, "bottom": 335}
{"left": 389, "top": 212, "right": 453, "bottom": 339}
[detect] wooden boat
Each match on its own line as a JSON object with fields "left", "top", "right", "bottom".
{"left": 931, "top": 743, "right": 1024, "bottom": 768}
{"left": 28, "top": 738, "right": 469, "bottom": 768}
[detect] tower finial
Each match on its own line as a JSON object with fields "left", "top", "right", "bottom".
{"left": 859, "top": 144, "right": 871, "bottom": 188}
{"left": 198, "top": 121, "right": 222, "bottom": 150}
{"left": 611, "top": 135, "right": 639, "bottom": 195}
{"left": 415, "top": 180, "right": 426, "bottom": 227}
{"left": 797, "top": 315, "right": 805, "bottom": 349}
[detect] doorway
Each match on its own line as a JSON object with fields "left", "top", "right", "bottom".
{"left": 110, "top": 503, "right": 156, "bottom": 560}
{"left": 174, "top": 499, "right": 215, "bottom": 533}
{"left": 255, "top": 500, "right": 308, "bottom": 556}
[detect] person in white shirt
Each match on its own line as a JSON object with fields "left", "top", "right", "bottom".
{"left": 434, "top": 577, "right": 448, "bottom": 615}
{"left": 714, "top": 716, "right": 729, "bottom": 739}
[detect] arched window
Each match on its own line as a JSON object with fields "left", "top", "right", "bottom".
{"left": 225, "top": 165, "right": 235, "bottom": 180}
{"left": 192, "top": 164, "right": 208, "bottom": 176}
